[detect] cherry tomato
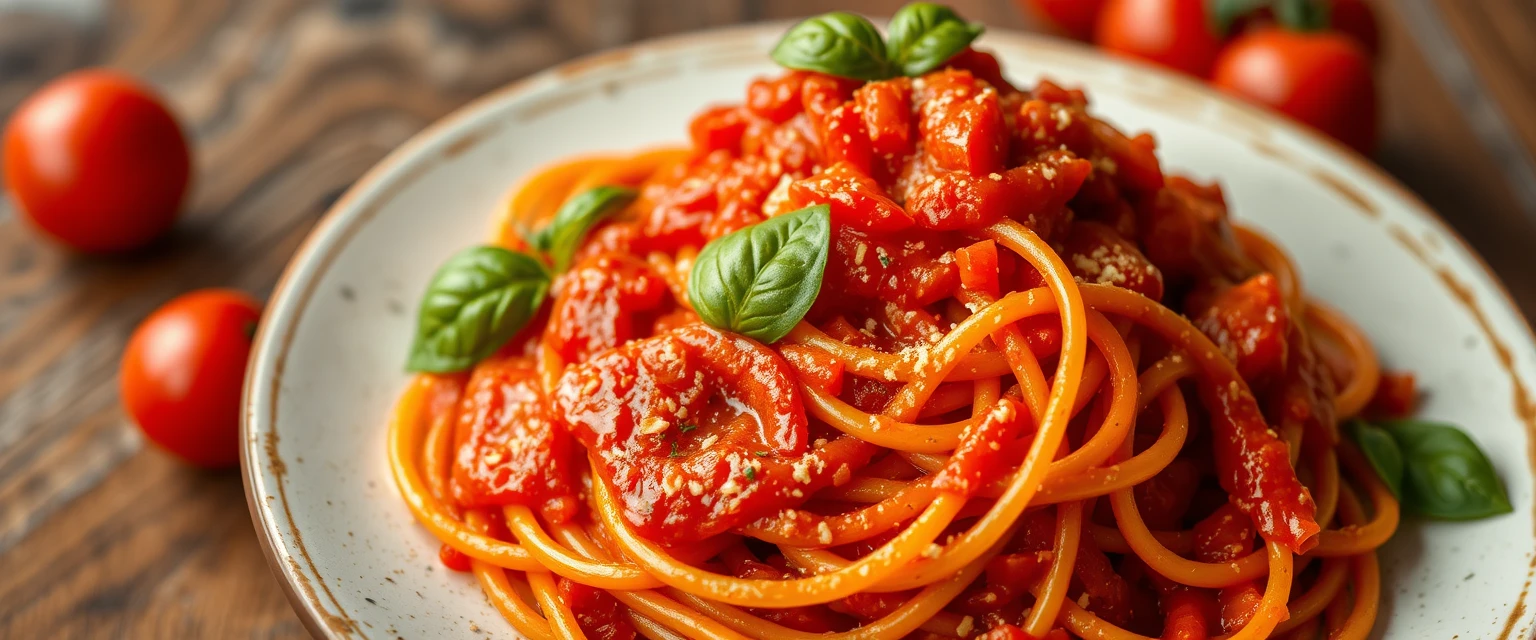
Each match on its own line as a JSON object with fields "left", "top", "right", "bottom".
{"left": 120, "top": 289, "right": 262, "bottom": 468}
{"left": 1224, "top": 0, "right": 1379, "bottom": 59}
{"left": 3, "top": 69, "right": 191, "bottom": 253}
{"left": 1210, "top": 27, "right": 1377, "bottom": 153}
{"left": 1330, "top": 0, "right": 1380, "bottom": 58}
{"left": 1018, "top": 0, "right": 1107, "bottom": 41}
{"left": 1094, "top": 0, "right": 1224, "bottom": 77}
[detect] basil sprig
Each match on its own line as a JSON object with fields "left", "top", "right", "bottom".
{"left": 406, "top": 246, "right": 550, "bottom": 373}
{"left": 770, "top": 3, "right": 983, "bottom": 81}
{"left": 1348, "top": 418, "right": 1513, "bottom": 521}
{"left": 688, "top": 204, "right": 830, "bottom": 343}
{"left": 531, "top": 185, "right": 636, "bottom": 271}
{"left": 772, "top": 12, "right": 893, "bottom": 81}
{"left": 885, "top": 3, "right": 984, "bottom": 77}
{"left": 406, "top": 186, "right": 633, "bottom": 372}
{"left": 1346, "top": 420, "right": 1404, "bottom": 499}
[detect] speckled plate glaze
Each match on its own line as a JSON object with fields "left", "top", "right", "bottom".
{"left": 242, "top": 24, "right": 1536, "bottom": 640}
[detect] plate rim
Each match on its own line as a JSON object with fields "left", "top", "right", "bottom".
{"left": 239, "top": 22, "right": 1536, "bottom": 639}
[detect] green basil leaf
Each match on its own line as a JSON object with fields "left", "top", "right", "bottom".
{"left": 688, "top": 204, "right": 831, "bottom": 343}
{"left": 771, "top": 12, "right": 893, "bottom": 81}
{"left": 1346, "top": 420, "right": 1404, "bottom": 500}
{"left": 531, "top": 185, "right": 636, "bottom": 272}
{"left": 885, "top": 3, "right": 984, "bottom": 77}
{"left": 406, "top": 245, "right": 550, "bottom": 373}
{"left": 1384, "top": 419, "right": 1513, "bottom": 521}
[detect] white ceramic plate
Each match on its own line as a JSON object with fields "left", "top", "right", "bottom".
{"left": 242, "top": 24, "right": 1536, "bottom": 640}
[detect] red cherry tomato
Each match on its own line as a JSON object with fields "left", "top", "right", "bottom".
{"left": 1018, "top": 0, "right": 1107, "bottom": 41}
{"left": 3, "top": 69, "right": 191, "bottom": 253}
{"left": 120, "top": 289, "right": 262, "bottom": 468}
{"left": 1094, "top": 0, "right": 1224, "bottom": 77}
{"left": 1210, "top": 27, "right": 1377, "bottom": 153}
{"left": 1224, "top": 0, "right": 1379, "bottom": 58}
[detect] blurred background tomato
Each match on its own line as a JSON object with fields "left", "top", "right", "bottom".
{"left": 1024, "top": 0, "right": 1382, "bottom": 153}
{"left": 1212, "top": 27, "right": 1376, "bottom": 153}
{"left": 1094, "top": 0, "right": 1224, "bottom": 77}
{"left": 119, "top": 289, "right": 261, "bottom": 469}
{"left": 4, "top": 70, "right": 191, "bottom": 252}
{"left": 1019, "top": 0, "right": 1107, "bottom": 40}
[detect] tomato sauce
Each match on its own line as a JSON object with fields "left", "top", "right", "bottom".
{"left": 1193, "top": 504, "right": 1264, "bottom": 634}
{"left": 934, "top": 397, "right": 1029, "bottom": 496}
{"left": 1132, "top": 458, "right": 1201, "bottom": 531}
{"left": 553, "top": 324, "right": 876, "bottom": 542}
{"left": 1194, "top": 274, "right": 1288, "bottom": 382}
{"left": 723, "top": 551, "right": 858, "bottom": 632}
{"left": 1367, "top": 370, "right": 1417, "bottom": 418}
{"left": 473, "top": 46, "right": 1325, "bottom": 562}
{"left": 438, "top": 543, "right": 472, "bottom": 573}
{"left": 545, "top": 254, "right": 669, "bottom": 362}
{"left": 1072, "top": 534, "right": 1140, "bottom": 629}
{"left": 450, "top": 357, "right": 579, "bottom": 523}
{"left": 557, "top": 578, "right": 637, "bottom": 640}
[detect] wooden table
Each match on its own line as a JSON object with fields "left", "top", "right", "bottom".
{"left": 0, "top": 0, "right": 1531, "bottom": 636}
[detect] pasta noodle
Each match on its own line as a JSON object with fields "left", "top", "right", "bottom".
{"left": 386, "top": 39, "right": 1398, "bottom": 640}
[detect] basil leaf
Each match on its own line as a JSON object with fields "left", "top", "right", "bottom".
{"left": 406, "top": 245, "right": 550, "bottom": 373}
{"left": 531, "top": 185, "right": 636, "bottom": 272}
{"left": 885, "top": 3, "right": 984, "bottom": 77}
{"left": 1346, "top": 420, "right": 1404, "bottom": 500}
{"left": 1384, "top": 419, "right": 1513, "bottom": 521}
{"left": 688, "top": 204, "right": 831, "bottom": 343}
{"left": 771, "top": 12, "right": 892, "bottom": 81}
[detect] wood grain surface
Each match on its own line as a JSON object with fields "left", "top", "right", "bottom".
{"left": 0, "top": 0, "right": 1532, "bottom": 637}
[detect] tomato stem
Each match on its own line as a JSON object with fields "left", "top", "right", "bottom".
{"left": 1207, "top": 0, "right": 1270, "bottom": 37}
{"left": 1206, "top": 0, "right": 1332, "bottom": 36}
{"left": 1273, "top": 0, "right": 1331, "bottom": 32}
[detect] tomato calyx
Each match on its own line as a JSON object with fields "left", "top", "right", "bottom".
{"left": 1268, "top": 0, "right": 1331, "bottom": 31}
{"left": 1208, "top": 0, "right": 1334, "bottom": 37}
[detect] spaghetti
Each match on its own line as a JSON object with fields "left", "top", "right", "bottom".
{"left": 388, "top": 36, "right": 1399, "bottom": 640}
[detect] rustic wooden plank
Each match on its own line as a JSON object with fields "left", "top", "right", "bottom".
{"left": 0, "top": 9, "right": 99, "bottom": 118}
{"left": 1416, "top": 0, "right": 1536, "bottom": 251}
{"left": 0, "top": 0, "right": 627, "bottom": 634}
{"left": 0, "top": 0, "right": 579, "bottom": 553}
{"left": 0, "top": 451, "right": 306, "bottom": 639}
{"left": 1375, "top": 0, "right": 1536, "bottom": 314}
{"left": 1431, "top": 0, "right": 1536, "bottom": 162}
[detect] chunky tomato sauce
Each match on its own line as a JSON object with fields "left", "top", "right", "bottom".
{"left": 446, "top": 48, "right": 1327, "bottom": 558}
{"left": 554, "top": 324, "right": 875, "bottom": 542}
{"left": 933, "top": 397, "right": 1028, "bottom": 497}
{"left": 557, "top": 578, "right": 637, "bottom": 640}
{"left": 450, "top": 357, "right": 579, "bottom": 523}
{"left": 1193, "top": 504, "right": 1265, "bottom": 633}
